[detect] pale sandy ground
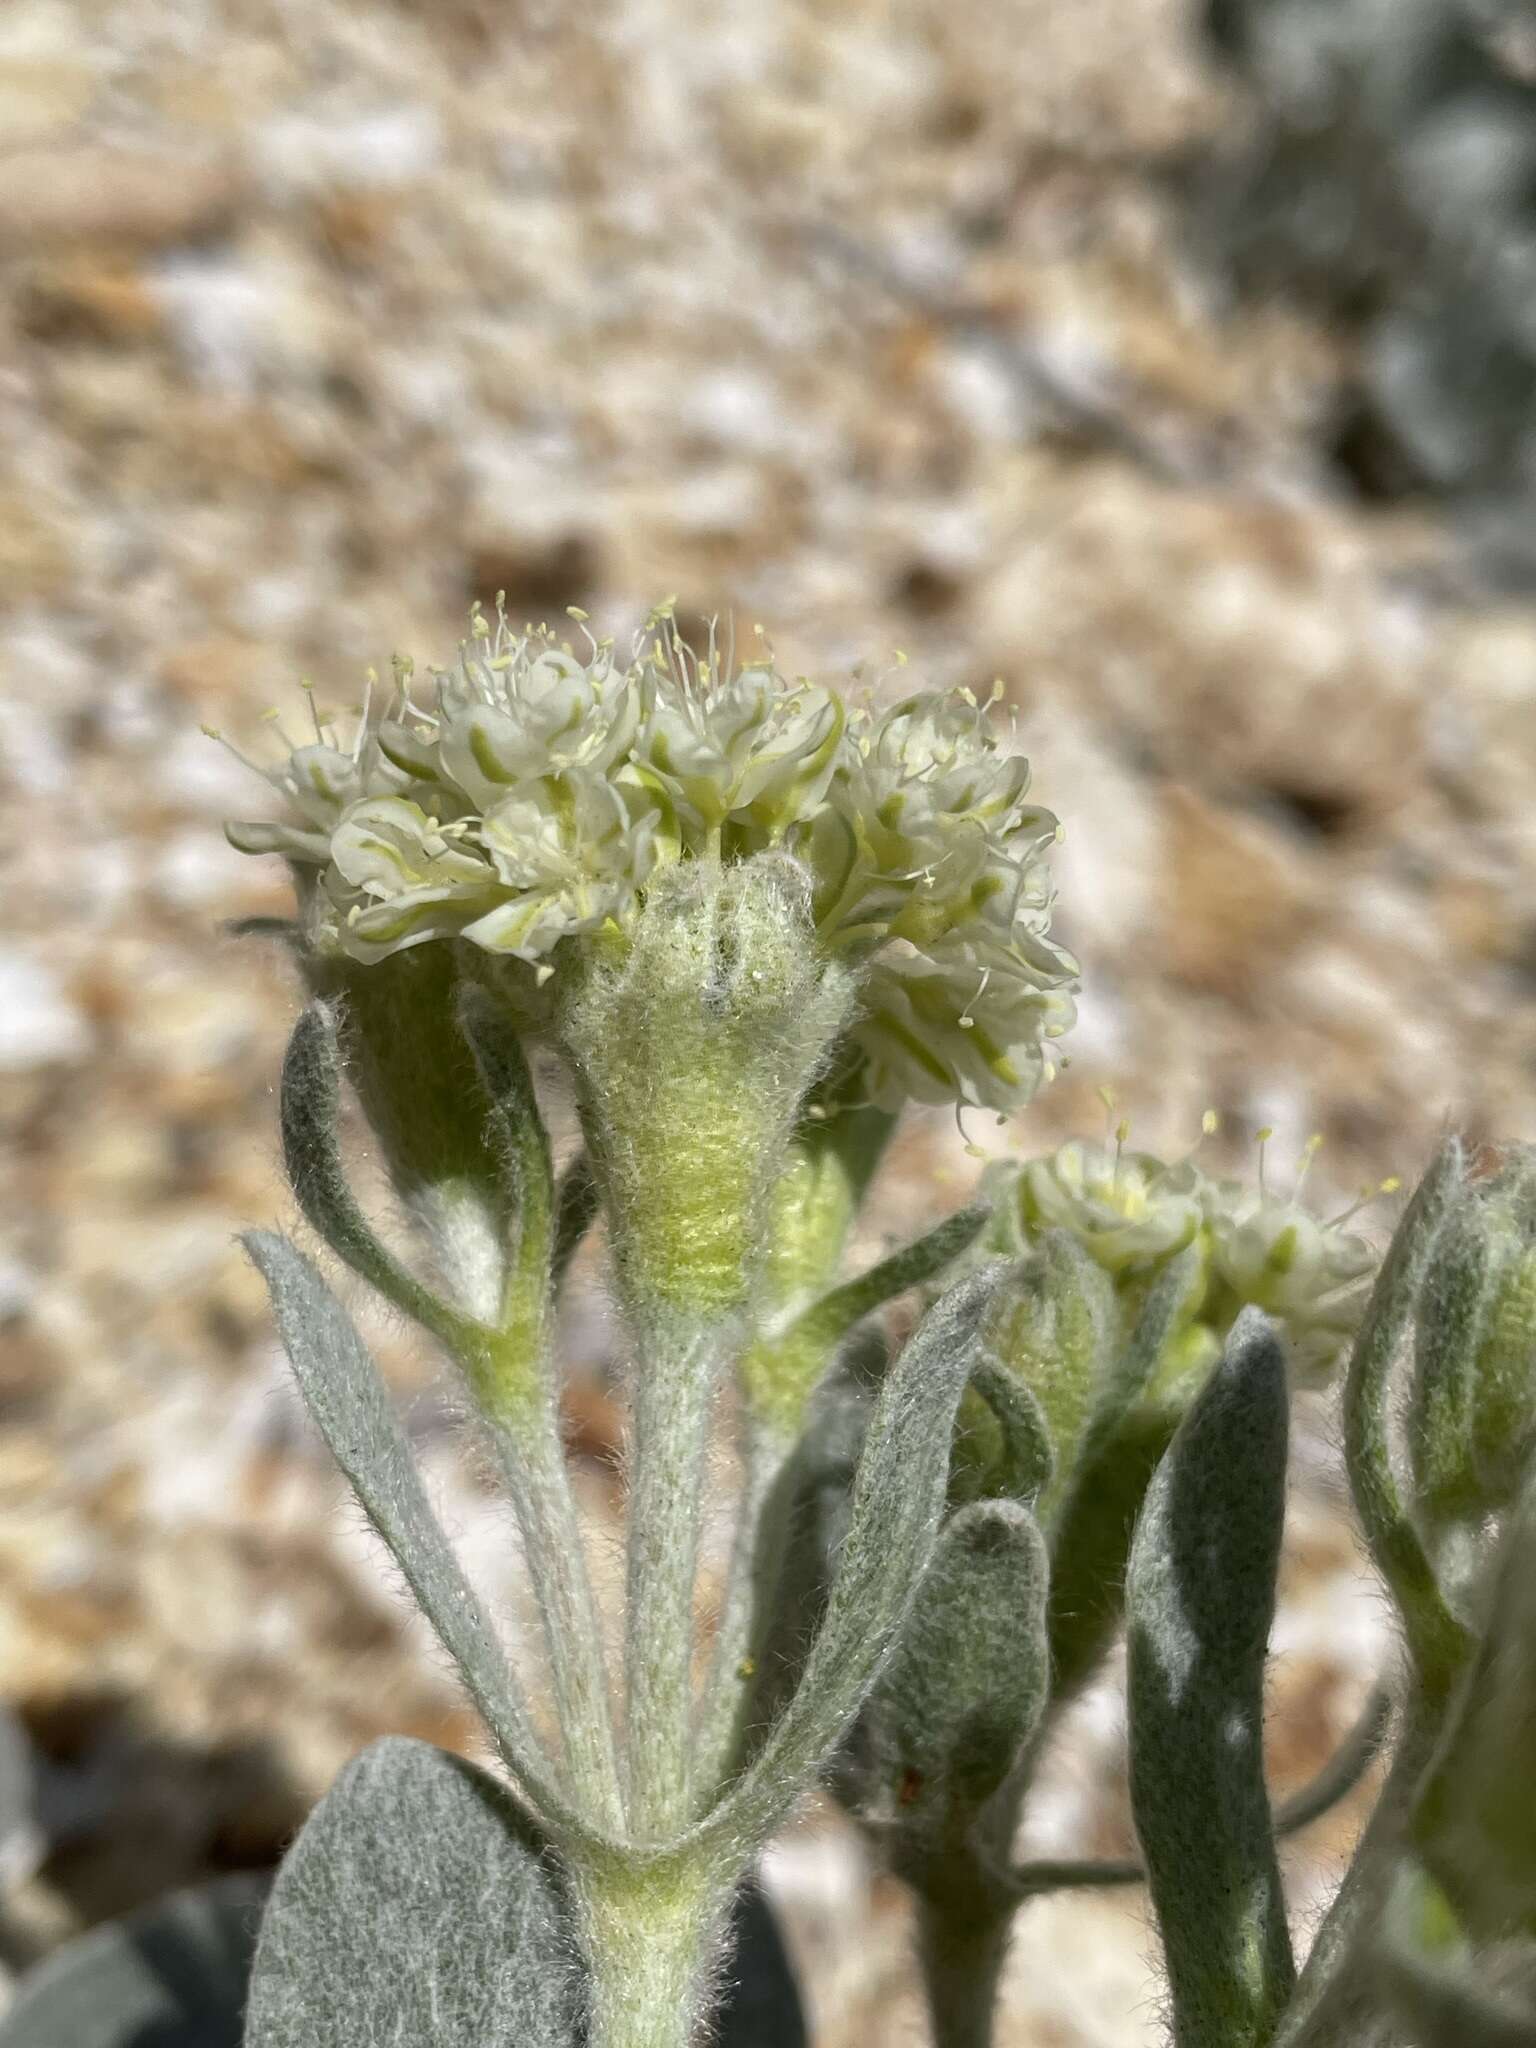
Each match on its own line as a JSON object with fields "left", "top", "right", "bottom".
{"left": 3, "top": 1, "right": 1535, "bottom": 2039}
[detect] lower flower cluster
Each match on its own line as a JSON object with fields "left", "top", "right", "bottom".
{"left": 991, "top": 1128, "right": 1383, "bottom": 1382}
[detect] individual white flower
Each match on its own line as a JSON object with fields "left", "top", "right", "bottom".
{"left": 466, "top": 772, "right": 661, "bottom": 960}
{"left": 1017, "top": 1138, "right": 1209, "bottom": 1274}
{"left": 432, "top": 613, "right": 642, "bottom": 807}
{"left": 219, "top": 683, "right": 439, "bottom": 865}
{"left": 628, "top": 615, "right": 846, "bottom": 843}
{"left": 1204, "top": 1180, "right": 1377, "bottom": 1379}
{"left": 805, "top": 688, "right": 1076, "bottom": 1109}
{"left": 820, "top": 692, "right": 1058, "bottom": 935}
{"left": 832, "top": 689, "right": 1071, "bottom": 976}
{"left": 317, "top": 773, "right": 663, "bottom": 968}
{"left": 853, "top": 934, "right": 1074, "bottom": 1112}
{"left": 321, "top": 795, "right": 504, "bottom": 960}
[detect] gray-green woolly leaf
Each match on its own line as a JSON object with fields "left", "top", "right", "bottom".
{"left": 0, "top": 1873, "right": 267, "bottom": 2048}
{"left": 457, "top": 989, "right": 553, "bottom": 1265}
{"left": 1377, "top": 1861, "right": 1536, "bottom": 2048}
{"left": 717, "top": 1885, "right": 808, "bottom": 2048}
{"left": 1409, "top": 1198, "right": 1492, "bottom": 1529}
{"left": 1466, "top": 1150, "right": 1536, "bottom": 1507}
{"left": 1045, "top": 1243, "right": 1203, "bottom": 1706}
{"left": 847, "top": 1497, "right": 1049, "bottom": 1841}
{"left": 1002, "top": 1683, "right": 1391, "bottom": 1900}
{"left": 243, "top": 1231, "right": 600, "bottom": 1852}
{"left": 1345, "top": 1139, "right": 1473, "bottom": 1699}
{"left": 279, "top": 1003, "right": 469, "bottom": 1345}
{"left": 693, "top": 1264, "right": 1007, "bottom": 1865}
{"left": 965, "top": 1355, "right": 1054, "bottom": 1506}
{"left": 308, "top": 947, "right": 510, "bottom": 1312}
{"left": 1127, "top": 1309, "right": 1294, "bottom": 2048}
{"left": 785, "top": 1204, "right": 991, "bottom": 1353}
{"left": 1412, "top": 1459, "right": 1536, "bottom": 1943}
{"left": 245, "top": 1738, "right": 581, "bottom": 2048}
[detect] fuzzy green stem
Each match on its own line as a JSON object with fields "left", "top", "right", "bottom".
{"left": 624, "top": 1323, "right": 729, "bottom": 1839}
{"left": 453, "top": 998, "right": 627, "bottom": 1828}
{"left": 912, "top": 1858, "right": 1014, "bottom": 2048}
{"left": 482, "top": 1379, "right": 626, "bottom": 1833}
{"left": 578, "top": 1854, "right": 731, "bottom": 2048}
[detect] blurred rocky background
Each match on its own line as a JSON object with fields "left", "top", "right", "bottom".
{"left": 2, "top": 0, "right": 1534, "bottom": 2040}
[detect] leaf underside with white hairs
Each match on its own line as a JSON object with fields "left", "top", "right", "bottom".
{"left": 243, "top": 1230, "right": 599, "bottom": 1851}
{"left": 244, "top": 1737, "right": 581, "bottom": 2048}
{"left": 1127, "top": 1310, "right": 1295, "bottom": 2048}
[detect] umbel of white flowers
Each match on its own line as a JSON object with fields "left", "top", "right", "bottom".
{"left": 993, "top": 1126, "right": 1386, "bottom": 1383}
{"left": 219, "top": 598, "right": 1077, "bottom": 1118}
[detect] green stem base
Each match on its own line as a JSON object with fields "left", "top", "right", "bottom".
{"left": 579, "top": 1859, "right": 729, "bottom": 2048}
{"left": 913, "top": 1861, "right": 1016, "bottom": 2048}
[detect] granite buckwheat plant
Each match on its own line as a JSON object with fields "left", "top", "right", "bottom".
{"left": 25, "top": 598, "right": 1524, "bottom": 2048}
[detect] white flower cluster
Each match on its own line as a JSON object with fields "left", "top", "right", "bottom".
{"left": 221, "top": 601, "right": 1077, "bottom": 1114}
{"left": 1007, "top": 1130, "right": 1383, "bottom": 1379}
{"left": 1017, "top": 1138, "right": 1207, "bottom": 1275}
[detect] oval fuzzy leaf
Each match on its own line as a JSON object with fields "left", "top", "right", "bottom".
{"left": 1127, "top": 1311, "right": 1295, "bottom": 2048}
{"left": 244, "top": 1737, "right": 580, "bottom": 2048}
{"left": 0, "top": 1873, "right": 266, "bottom": 2048}
{"left": 845, "top": 1497, "right": 1049, "bottom": 1840}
